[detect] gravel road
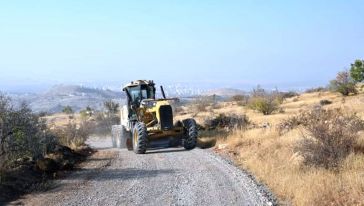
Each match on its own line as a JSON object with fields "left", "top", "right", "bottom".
{"left": 14, "top": 137, "right": 275, "bottom": 206}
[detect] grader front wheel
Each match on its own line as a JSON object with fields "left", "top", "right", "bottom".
{"left": 132, "top": 122, "right": 148, "bottom": 154}
{"left": 182, "top": 119, "right": 198, "bottom": 150}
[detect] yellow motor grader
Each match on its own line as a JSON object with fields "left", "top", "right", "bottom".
{"left": 111, "top": 80, "right": 197, "bottom": 154}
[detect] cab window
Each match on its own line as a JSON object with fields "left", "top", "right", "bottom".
{"left": 128, "top": 86, "right": 141, "bottom": 103}
{"left": 127, "top": 85, "right": 155, "bottom": 103}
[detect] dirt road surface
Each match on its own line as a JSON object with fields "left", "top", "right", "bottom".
{"left": 12, "top": 137, "right": 275, "bottom": 206}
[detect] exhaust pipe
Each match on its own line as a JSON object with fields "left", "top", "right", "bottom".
{"left": 160, "top": 86, "right": 166, "bottom": 99}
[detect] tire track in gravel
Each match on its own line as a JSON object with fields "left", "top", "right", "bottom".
{"left": 15, "top": 137, "right": 276, "bottom": 206}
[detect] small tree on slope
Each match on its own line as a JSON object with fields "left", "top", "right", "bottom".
{"left": 350, "top": 59, "right": 364, "bottom": 83}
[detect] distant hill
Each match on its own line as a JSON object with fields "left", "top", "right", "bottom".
{"left": 8, "top": 84, "right": 247, "bottom": 113}
{"left": 44, "top": 85, "right": 123, "bottom": 99}
{"left": 11, "top": 85, "right": 125, "bottom": 113}
{"left": 202, "top": 88, "right": 246, "bottom": 97}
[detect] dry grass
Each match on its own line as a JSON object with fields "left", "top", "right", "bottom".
{"left": 44, "top": 113, "right": 98, "bottom": 150}
{"left": 197, "top": 137, "right": 217, "bottom": 149}
{"left": 179, "top": 88, "right": 364, "bottom": 205}
{"left": 44, "top": 113, "right": 83, "bottom": 128}
{"left": 218, "top": 128, "right": 364, "bottom": 205}
{"left": 295, "top": 109, "right": 364, "bottom": 169}
{"left": 51, "top": 121, "right": 93, "bottom": 150}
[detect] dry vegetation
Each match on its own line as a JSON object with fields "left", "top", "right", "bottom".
{"left": 176, "top": 86, "right": 364, "bottom": 205}
{"left": 0, "top": 96, "right": 122, "bottom": 203}
{"left": 0, "top": 95, "right": 115, "bottom": 202}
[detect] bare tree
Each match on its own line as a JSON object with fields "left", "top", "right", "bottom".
{"left": 104, "top": 100, "right": 119, "bottom": 116}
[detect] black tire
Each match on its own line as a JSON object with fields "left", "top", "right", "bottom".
{"left": 112, "top": 125, "right": 131, "bottom": 149}
{"left": 111, "top": 125, "right": 119, "bottom": 148}
{"left": 182, "top": 119, "right": 198, "bottom": 150}
{"left": 111, "top": 136, "right": 117, "bottom": 148}
{"left": 116, "top": 128, "right": 122, "bottom": 148}
{"left": 121, "top": 126, "right": 132, "bottom": 149}
{"left": 132, "top": 122, "right": 148, "bottom": 154}
{"left": 126, "top": 137, "right": 133, "bottom": 151}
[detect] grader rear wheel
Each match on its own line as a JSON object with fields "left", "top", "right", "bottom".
{"left": 112, "top": 125, "right": 131, "bottom": 149}
{"left": 111, "top": 125, "right": 119, "bottom": 148}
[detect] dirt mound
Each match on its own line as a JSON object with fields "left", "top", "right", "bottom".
{"left": 0, "top": 144, "right": 93, "bottom": 204}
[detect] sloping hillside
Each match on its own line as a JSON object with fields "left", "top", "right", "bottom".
{"left": 203, "top": 88, "right": 246, "bottom": 97}
{"left": 176, "top": 88, "right": 364, "bottom": 205}
{"left": 13, "top": 85, "right": 125, "bottom": 113}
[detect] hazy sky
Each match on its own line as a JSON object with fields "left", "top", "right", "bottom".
{"left": 0, "top": 0, "right": 363, "bottom": 91}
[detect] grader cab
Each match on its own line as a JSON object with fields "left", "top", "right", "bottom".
{"left": 111, "top": 80, "right": 197, "bottom": 154}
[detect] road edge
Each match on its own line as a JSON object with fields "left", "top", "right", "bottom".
{"left": 206, "top": 149, "right": 278, "bottom": 206}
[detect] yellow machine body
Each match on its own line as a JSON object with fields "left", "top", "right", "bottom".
{"left": 136, "top": 99, "right": 183, "bottom": 140}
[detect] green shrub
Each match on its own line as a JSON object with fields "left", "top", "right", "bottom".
{"left": 0, "top": 93, "right": 57, "bottom": 171}
{"left": 248, "top": 97, "right": 279, "bottom": 115}
{"left": 62, "top": 106, "right": 74, "bottom": 114}
{"left": 329, "top": 71, "right": 357, "bottom": 96}
{"left": 350, "top": 59, "right": 364, "bottom": 83}
{"left": 248, "top": 86, "right": 282, "bottom": 115}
